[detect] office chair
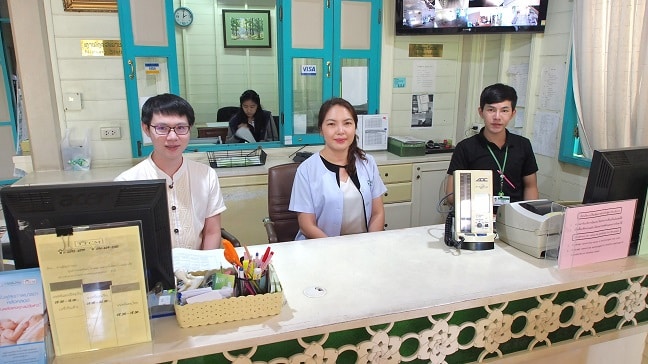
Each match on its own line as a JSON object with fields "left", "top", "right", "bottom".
{"left": 216, "top": 106, "right": 239, "bottom": 123}
{"left": 221, "top": 228, "right": 241, "bottom": 247}
{"left": 264, "top": 163, "right": 300, "bottom": 243}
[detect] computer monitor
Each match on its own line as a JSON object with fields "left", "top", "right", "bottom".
{"left": 0, "top": 179, "right": 174, "bottom": 292}
{"left": 582, "top": 147, "right": 648, "bottom": 254}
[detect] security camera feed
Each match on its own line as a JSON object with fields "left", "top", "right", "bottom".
{"left": 402, "top": 0, "right": 543, "bottom": 30}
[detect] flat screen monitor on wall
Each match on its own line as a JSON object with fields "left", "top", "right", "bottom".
{"left": 582, "top": 147, "right": 648, "bottom": 255}
{"left": 396, "top": 0, "right": 549, "bottom": 36}
{"left": 0, "top": 179, "right": 174, "bottom": 292}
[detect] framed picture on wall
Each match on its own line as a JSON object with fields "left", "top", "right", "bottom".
{"left": 222, "top": 10, "right": 271, "bottom": 48}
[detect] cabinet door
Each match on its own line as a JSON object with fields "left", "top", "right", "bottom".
{"left": 411, "top": 161, "right": 450, "bottom": 227}
{"left": 384, "top": 202, "right": 412, "bottom": 231}
{"left": 220, "top": 174, "right": 269, "bottom": 245}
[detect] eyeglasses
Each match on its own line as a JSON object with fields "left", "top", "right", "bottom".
{"left": 150, "top": 124, "right": 191, "bottom": 135}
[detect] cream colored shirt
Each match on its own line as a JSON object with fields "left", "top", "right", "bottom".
{"left": 115, "top": 156, "right": 226, "bottom": 249}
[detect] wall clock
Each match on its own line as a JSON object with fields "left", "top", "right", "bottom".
{"left": 174, "top": 7, "right": 193, "bottom": 27}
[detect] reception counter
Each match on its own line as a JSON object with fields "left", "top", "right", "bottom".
{"left": 53, "top": 225, "right": 648, "bottom": 363}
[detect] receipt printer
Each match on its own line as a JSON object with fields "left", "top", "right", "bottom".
{"left": 495, "top": 200, "right": 566, "bottom": 258}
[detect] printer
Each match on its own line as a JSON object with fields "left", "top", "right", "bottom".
{"left": 495, "top": 199, "right": 566, "bottom": 258}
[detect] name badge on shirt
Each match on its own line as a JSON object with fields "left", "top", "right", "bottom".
{"left": 493, "top": 195, "right": 511, "bottom": 206}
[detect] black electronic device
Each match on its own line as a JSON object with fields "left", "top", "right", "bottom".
{"left": 396, "top": 0, "right": 549, "bottom": 36}
{"left": 425, "top": 140, "right": 454, "bottom": 154}
{"left": 426, "top": 140, "right": 441, "bottom": 149}
{"left": 0, "top": 179, "right": 174, "bottom": 292}
{"left": 293, "top": 151, "right": 313, "bottom": 163}
{"left": 582, "top": 147, "right": 648, "bottom": 254}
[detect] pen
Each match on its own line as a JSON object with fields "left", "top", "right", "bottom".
{"left": 243, "top": 243, "right": 252, "bottom": 261}
{"left": 260, "top": 251, "right": 274, "bottom": 271}
{"left": 261, "top": 246, "right": 271, "bottom": 263}
{"left": 497, "top": 170, "right": 516, "bottom": 189}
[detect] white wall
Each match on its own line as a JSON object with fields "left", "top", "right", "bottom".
{"left": 526, "top": 0, "right": 590, "bottom": 202}
{"left": 45, "top": 0, "right": 131, "bottom": 168}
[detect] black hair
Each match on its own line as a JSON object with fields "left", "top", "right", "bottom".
{"left": 479, "top": 83, "right": 518, "bottom": 110}
{"left": 141, "top": 93, "right": 195, "bottom": 126}
{"left": 317, "top": 97, "right": 366, "bottom": 175}
{"left": 229, "top": 89, "right": 270, "bottom": 141}
{"left": 238, "top": 89, "right": 266, "bottom": 122}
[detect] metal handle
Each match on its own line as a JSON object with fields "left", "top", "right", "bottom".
{"left": 326, "top": 61, "right": 331, "bottom": 78}
{"left": 128, "top": 59, "right": 135, "bottom": 79}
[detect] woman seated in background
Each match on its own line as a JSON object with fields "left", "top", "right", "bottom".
{"left": 226, "top": 89, "right": 278, "bottom": 143}
{"left": 289, "top": 97, "right": 387, "bottom": 240}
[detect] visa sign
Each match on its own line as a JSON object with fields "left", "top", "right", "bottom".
{"left": 301, "top": 65, "right": 317, "bottom": 76}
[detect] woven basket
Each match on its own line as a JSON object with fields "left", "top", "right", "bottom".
{"left": 174, "top": 267, "right": 283, "bottom": 328}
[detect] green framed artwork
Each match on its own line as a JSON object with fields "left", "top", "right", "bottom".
{"left": 222, "top": 10, "right": 271, "bottom": 48}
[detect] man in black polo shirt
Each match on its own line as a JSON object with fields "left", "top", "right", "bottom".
{"left": 446, "top": 83, "right": 539, "bottom": 207}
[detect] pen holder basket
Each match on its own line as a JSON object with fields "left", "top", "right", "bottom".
{"left": 234, "top": 270, "right": 270, "bottom": 297}
{"left": 174, "top": 265, "right": 283, "bottom": 328}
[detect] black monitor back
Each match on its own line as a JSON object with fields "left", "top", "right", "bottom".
{"left": 0, "top": 179, "right": 174, "bottom": 291}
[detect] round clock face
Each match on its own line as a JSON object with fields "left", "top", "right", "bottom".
{"left": 174, "top": 7, "right": 193, "bottom": 27}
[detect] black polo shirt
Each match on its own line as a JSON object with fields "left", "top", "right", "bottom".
{"left": 447, "top": 128, "right": 538, "bottom": 202}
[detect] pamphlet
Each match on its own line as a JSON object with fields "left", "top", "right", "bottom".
{"left": 172, "top": 247, "right": 229, "bottom": 272}
{"left": 558, "top": 199, "right": 637, "bottom": 269}
{"left": 0, "top": 268, "right": 47, "bottom": 364}
{"left": 34, "top": 223, "right": 151, "bottom": 356}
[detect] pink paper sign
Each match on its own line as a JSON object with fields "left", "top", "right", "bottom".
{"left": 558, "top": 199, "right": 637, "bottom": 269}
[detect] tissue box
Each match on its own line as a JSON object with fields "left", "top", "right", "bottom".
{"left": 387, "top": 136, "right": 426, "bottom": 157}
{"left": 174, "top": 266, "right": 283, "bottom": 328}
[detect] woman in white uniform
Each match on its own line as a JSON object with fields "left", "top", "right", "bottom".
{"left": 289, "top": 98, "right": 387, "bottom": 240}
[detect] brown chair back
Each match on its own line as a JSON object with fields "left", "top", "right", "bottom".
{"left": 267, "top": 163, "right": 300, "bottom": 243}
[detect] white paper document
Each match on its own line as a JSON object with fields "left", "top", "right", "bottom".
{"left": 172, "top": 248, "right": 228, "bottom": 272}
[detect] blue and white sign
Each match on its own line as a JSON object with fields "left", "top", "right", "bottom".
{"left": 301, "top": 65, "right": 317, "bottom": 76}
{"left": 144, "top": 63, "right": 161, "bottom": 75}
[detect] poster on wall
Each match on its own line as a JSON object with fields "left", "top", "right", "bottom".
{"left": 411, "top": 94, "right": 434, "bottom": 127}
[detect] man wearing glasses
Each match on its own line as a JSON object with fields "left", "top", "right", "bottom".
{"left": 115, "top": 93, "right": 226, "bottom": 250}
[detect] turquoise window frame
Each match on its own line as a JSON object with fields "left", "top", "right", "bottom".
{"left": 117, "top": 0, "right": 180, "bottom": 157}
{"left": 279, "top": 0, "right": 382, "bottom": 146}
{"left": 0, "top": 17, "right": 18, "bottom": 185}
{"left": 558, "top": 55, "right": 590, "bottom": 168}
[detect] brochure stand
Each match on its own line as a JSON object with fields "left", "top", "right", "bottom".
{"left": 34, "top": 222, "right": 151, "bottom": 356}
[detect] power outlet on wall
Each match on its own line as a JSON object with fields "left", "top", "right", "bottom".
{"left": 100, "top": 127, "right": 121, "bottom": 139}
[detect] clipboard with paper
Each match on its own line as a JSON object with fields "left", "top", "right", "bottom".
{"left": 34, "top": 221, "right": 151, "bottom": 356}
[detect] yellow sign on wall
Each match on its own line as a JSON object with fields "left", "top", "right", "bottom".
{"left": 81, "top": 40, "right": 122, "bottom": 56}
{"left": 409, "top": 44, "right": 444, "bottom": 58}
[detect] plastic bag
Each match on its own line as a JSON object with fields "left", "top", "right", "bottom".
{"left": 60, "top": 128, "right": 91, "bottom": 171}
